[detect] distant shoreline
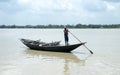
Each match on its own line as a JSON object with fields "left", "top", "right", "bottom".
{"left": 0, "top": 28, "right": 120, "bottom": 29}
{"left": 0, "top": 24, "right": 120, "bottom": 29}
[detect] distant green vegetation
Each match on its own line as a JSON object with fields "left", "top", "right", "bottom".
{"left": 0, "top": 24, "right": 120, "bottom": 29}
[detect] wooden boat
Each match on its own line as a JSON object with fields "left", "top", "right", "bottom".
{"left": 20, "top": 38, "right": 85, "bottom": 52}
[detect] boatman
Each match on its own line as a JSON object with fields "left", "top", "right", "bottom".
{"left": 64, "top": 27, "right": 69, "bottom": 45}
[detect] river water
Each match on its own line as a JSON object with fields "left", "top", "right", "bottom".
{"left": 0, "top": 29, "right": 120, "bottom": 75}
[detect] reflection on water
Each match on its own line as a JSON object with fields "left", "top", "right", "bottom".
{"left": 24, "top": 50, "right": 84, "bottom": 63}
{"left": 24, "top": 50, "right": 85, "bottom": 75}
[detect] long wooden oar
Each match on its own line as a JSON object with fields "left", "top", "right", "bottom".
{"left": 69, "top": 31, "right": 93, "bottom": 54}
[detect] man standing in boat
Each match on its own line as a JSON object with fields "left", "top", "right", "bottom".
{"left": 64, "top": 27, "right": 69, "bottom": 45}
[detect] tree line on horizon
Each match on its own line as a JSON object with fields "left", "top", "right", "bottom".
{"left": 0, "top": 24, "right": 120, "bottom": 28}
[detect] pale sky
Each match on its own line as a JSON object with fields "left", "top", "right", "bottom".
{"left": 0, "top": 0, "right": 120, "bottom": 25}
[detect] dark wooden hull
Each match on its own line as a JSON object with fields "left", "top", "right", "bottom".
{"left": 21, "top": 39, "right": 84, "bottom": 52}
